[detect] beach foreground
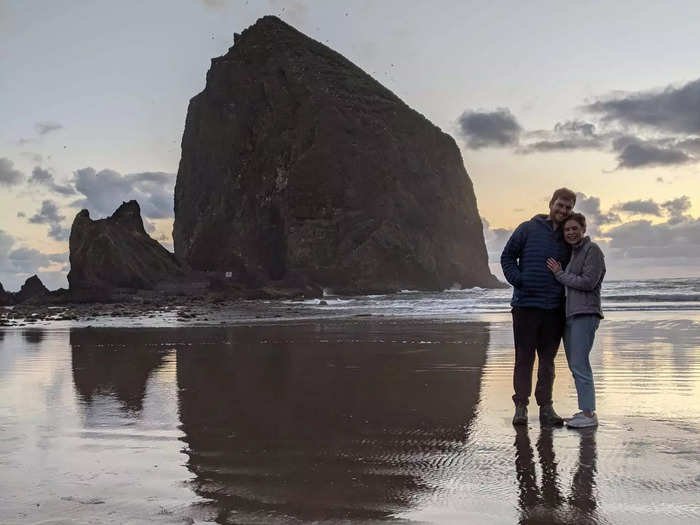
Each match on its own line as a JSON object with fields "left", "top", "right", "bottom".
{"left": 1, "top": 313, "right": 699, "bottom": 524}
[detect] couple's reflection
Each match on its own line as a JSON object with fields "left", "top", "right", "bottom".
{"left": 514, "top": 426, "right": 598, "bottom": 524}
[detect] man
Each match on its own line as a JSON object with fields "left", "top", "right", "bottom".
{"left": 501, "top": 188, "right": 575, "bottom": 426}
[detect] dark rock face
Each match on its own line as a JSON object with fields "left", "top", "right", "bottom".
{"left": 0, "top": 281, "right": 15, "bottom": 306}
{"left": 15, "top": 275, "right": 49, "bottom": 304}
{"left": 68, "top": 201, "right": 183, "bottom": 291}
{"left": 174, "top": 16, "right": 498, "bottom": 292}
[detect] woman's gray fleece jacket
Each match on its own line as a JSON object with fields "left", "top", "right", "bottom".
{"left": 553, "top": 236, "right": 606, "bottom": 319}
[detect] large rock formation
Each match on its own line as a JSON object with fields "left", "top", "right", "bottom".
{"left": 174, "top": 16, "right": 498, "bottom": 292}
{"left": 15, "top": 275, "right": 49, "bottom": 304}
{"left": 68, "top": 201, "right": 183, "bottom": 291}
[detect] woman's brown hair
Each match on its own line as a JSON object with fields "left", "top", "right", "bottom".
{"left": 565, "top": 212, "right": 586, "bottom": 229}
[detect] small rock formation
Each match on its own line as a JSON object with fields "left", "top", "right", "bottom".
{"left": 174, "top": 16, "right": 499, "bottom": 293}
{"left": 15, "top": 275, "right": 49, "bottom": 304}
{"left": 68, "top": 201, "right": 183, "bottom": 292}
{"left": 0, "top": 281, "right": 15, "bottom": 306}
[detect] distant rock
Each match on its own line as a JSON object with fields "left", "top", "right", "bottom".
{"left": 174, "top": 16, "right": 499, "bottom": 293}
{"left": 15, "top": 275, "right": 49, "bottom": 304}
{"left": 0, "top": 281, "right": 15, "bottom": 306}
{"left": 68, "top": 200, "right": 184, "bottom": 292}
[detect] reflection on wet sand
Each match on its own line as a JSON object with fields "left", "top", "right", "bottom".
{"left": 177, "top": 321, "right": 489, "bottom": 522}
{"left": 70, "top": 329, "right": 167, "bottom": 413}
{"left": 22, "top": 328, "right": 45, "bottom": 344}
{"left": 515, "top": 426, "right": 599, "bottom": 524}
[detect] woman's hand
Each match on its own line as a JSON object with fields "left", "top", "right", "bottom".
{"left": 546, "top": 258, "right": 562, "bottom": 273}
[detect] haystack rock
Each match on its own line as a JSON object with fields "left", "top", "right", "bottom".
{"left": 174, "top": 16, "right": 499, "bottom": 293}
{"left": 68, "top": 201, "right": 183, "bottom": 291}
{"left": 15, "top": 275, "right": 49, "bottom": 303}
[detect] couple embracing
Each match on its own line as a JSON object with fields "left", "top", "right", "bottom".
{"left": 501, "top": 188, "right": 606, "bottom": 429}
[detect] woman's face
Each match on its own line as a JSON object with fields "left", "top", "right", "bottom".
{"left": 563, "top": 220, "right": 585, "bottom": 245}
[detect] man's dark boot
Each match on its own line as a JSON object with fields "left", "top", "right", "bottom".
{"left": 512, "top": 404, "right": 528, "bottom": 425}
{"left": 539, "top": 404, "right": 564, "bottom": 426}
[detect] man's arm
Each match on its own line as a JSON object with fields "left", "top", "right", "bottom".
{"left": 500, "top": 222, "right": 528, "bottom": 288}
{"left": 553, "top": 246, "right": 605, "bottom": 291}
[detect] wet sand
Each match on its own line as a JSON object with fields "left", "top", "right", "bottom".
{"left": 0, "top": 313, "right": 699, "bottom": 524}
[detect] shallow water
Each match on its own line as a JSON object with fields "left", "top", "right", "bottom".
{"left": 1, "top": 314, "right": 699, "bottom": 524}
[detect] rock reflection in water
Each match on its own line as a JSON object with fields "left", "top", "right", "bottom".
{"left": 514, "top": 426, "right": 599, "bottom": 524}
{"left": 22, "top": 329, "right": 45, "bottom": 344}
{"left": 177, "top": 321, "right": 489, "bottom": 522}
{"left": 70, "top": 329, "right": 167, "bottom": 413}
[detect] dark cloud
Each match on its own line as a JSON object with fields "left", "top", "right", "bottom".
{"left": 522, "top": 120, "right": 606, "bottom": 153}
{"left": 584, "top": 78, "right": 700, "bottom": 135}
{"left": 606, "top": 217, "right": 700, "bottom": 259}
{"left": 612, "top": 135, "right": 691, "bottom": 169}
{"left": 35, "top": 121, "right": 63, "bottom": 135}
{"left": 28, "top": 166, "right": 76, "bottom": 195}
{"left": 675, "top": 137, "right": 700, "bottom": 155}
{"left": 457, "top": 108, "right": 521, "bottom": 149}
{"left": 611, "top": 199, "right": 662, "bottom": 216}
{"left": 70, "top": 168, "right": 175, "bottom": 219}
{"left": 0, "top": 158, "right": 25, "bottom": 186}
{"left": 661, "top": 196, "right": 692, "bottom": 224}
{"left": 29, "top": 200, "right": 64, "bottom": 225}
{"left": 574, "top": 193, "right": 620, "bottom": 236}
{"left": 28, "top": 200, "right": 70, "bottom": 241}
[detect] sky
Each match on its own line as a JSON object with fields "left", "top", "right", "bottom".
{"left": 2, "top": 0, "right": 700, "bottom": 290}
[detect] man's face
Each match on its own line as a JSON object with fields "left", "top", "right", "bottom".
{"left": 549, "top": 198, "right": 574, "bottom": 224}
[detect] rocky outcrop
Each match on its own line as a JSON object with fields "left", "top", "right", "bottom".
{"left": 0, "top": 281, "right": 15, "bottom": 306}
{"left": 174, "top": 16, "right": 498, "bottom": 293}
{"left": 68, "top": 201, "right": 183, "bottom": 291}
{"left": 15, "top": 275, "right": 49, "bottom": 304}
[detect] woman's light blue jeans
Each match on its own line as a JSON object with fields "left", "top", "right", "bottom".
{"left": 563, "top": 314, "right": 600, "bottom": 412}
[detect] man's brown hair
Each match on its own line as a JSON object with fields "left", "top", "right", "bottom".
{"left": 549, "top": 187, "right": 577, "bottom": 206}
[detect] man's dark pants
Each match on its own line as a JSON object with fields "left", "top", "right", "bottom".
{"left": 512, "top": 306, "right": 564, "bottom": 406}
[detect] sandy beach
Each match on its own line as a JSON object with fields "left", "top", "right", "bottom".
{"left": 1, "top": 308, "right": 699, "bottom": 524}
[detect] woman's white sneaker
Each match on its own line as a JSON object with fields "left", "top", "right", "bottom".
{"left": 566, "top": 413, "right": 598, "bottom": 428}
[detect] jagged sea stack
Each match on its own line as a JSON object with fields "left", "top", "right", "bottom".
{"left": 68, "top": 201, "right": 183, "bottom": 291}
{"left": 174, "top": 16, "right": 498, "bottom": 292}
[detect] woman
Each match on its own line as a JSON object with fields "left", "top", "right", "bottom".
{"left": 546, "top": 213, "right": 605, "bottom": 428}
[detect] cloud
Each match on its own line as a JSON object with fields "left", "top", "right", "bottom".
{"left": 611, "top": 199, "right": 662, "bottom": 216}
{"left": 28, "top": 166, "right": 76, "bottom": 195}
{"left": 28, "top": 200, "right": 70, "bottom": 241}
{"left": 661, "top": 195, "right": 692, "bottom": 224}
{"left": 611, "top": 135, "right": 692, "bottom": 169}
{"left": 35, "top": 121, "right": 63, "bottom": 135}
{"left": 481, "top": 217, "right": 513, "bottom": 263}
{"left": 0, "top": 158, "right": 25, "bottom": 186}
{"left": 605, "top": 217, "right": 700, "bottom": 259}
{"left": 0, "top": 229, "right": 68, "bottom": 291}
{"left": 574, "top": 193, "right": 620, "bottom": 236}
{"left": 457, "top": 108, "right": 521, "bottom": 149}
{"left": 675, "top": 137, "right": 700, "bottom": 155}
{"left": 70, "top": 168, "right": 175, "bottom": 219}
{"left": 522, "top": 120, "right": 607, "bottom": 153}
{"left": 583, "top": 77, "right": 700, "bottom": 135}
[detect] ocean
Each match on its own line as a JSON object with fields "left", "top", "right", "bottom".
{"left": 1, "top": 278, "right": 699, "bottom": 524}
